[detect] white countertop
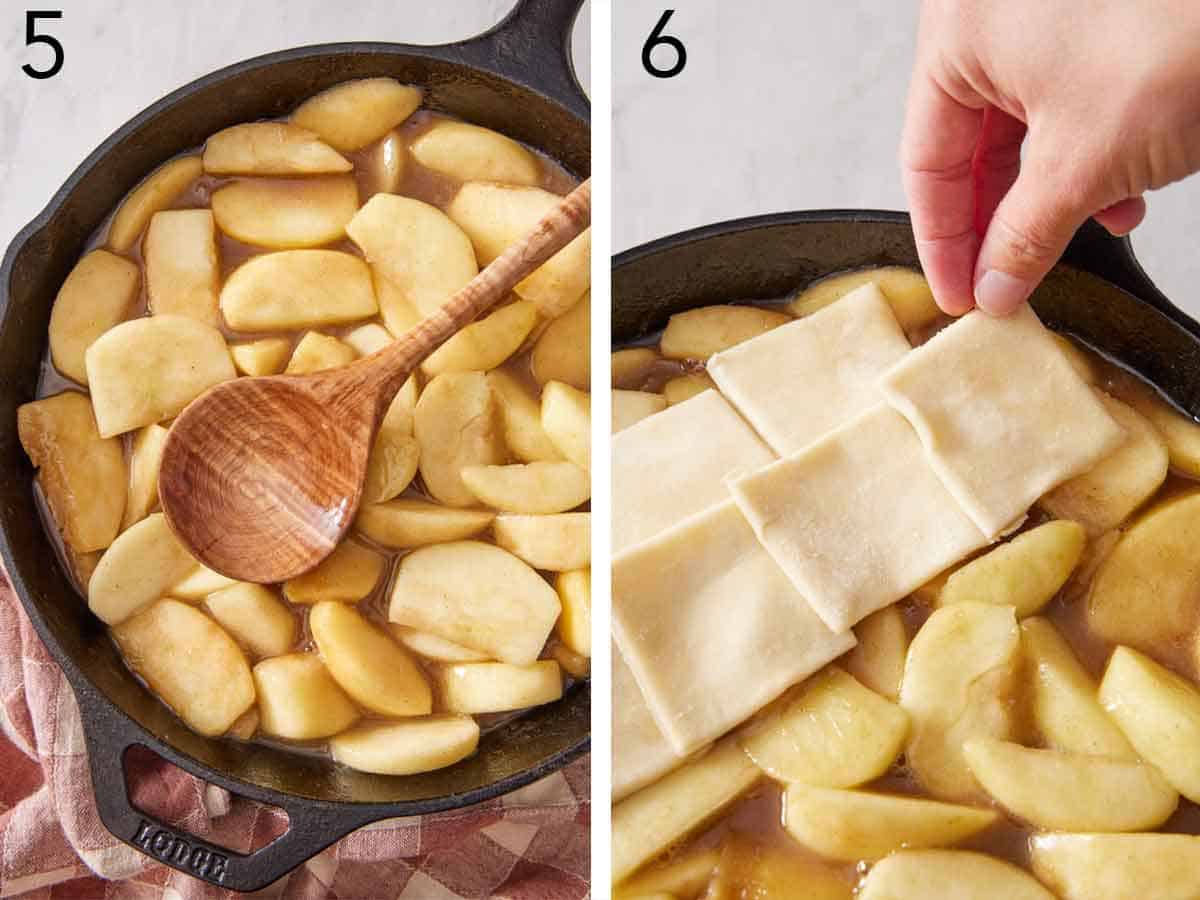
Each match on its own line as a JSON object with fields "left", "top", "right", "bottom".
{"left": 614, "top": 1, "right": 1200, "bottom": 318}
{"left": 0, "top": 0, "right": 590, "bottom": 252}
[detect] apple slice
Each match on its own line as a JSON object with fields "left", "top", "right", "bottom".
{"left": 48, "top": 250, "right": 139, "bottom": 385}
{"left": 211, "top": 176, "right": 358, "bottom": 249}
{"left": 203, "top": 122, "right": 351, "bottom": 175}
{"left": 113, "top": 598, "right": 254, "bottom": 736}
{"left": 309, "top": 601, "right": 431, "bottom": 717}
{"left": 1031, "top": 832, "right": 1200, "bottom": 900}
{"left": 291, "top": 78, "right": 421, "bottom": 152}
{"left": 220, "top": 250, "right": 377, "bottom": 331}
{"left": 859, "top": 850, "right": 1056, "bottom": 900}
{"left": 331, "top": 716, "right": 480, "bottom": 775}
{"left": 18, "top": 391, "right": 125, "bottom": 552}
{"left": 253, "top": 653, "right": 359, "bottom": 740}
{"left": 1100, "top": 645, "right": 1200, "bottom": 802}
{"left": 963, "top": 737, "right": 1177, "bottom": 831}
{"left": 783, "top": 784, "right": 998, "bottom": 862}
{"left": 741, "top": 667, "right": 908, "bottom": 788}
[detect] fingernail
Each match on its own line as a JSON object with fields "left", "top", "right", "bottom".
{"left": 974, "top": 269, "right": 1032, "bottom": 316}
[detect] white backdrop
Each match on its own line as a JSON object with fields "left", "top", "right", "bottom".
{"left": 613, "top": 1, "right": 1200, "bottom": 317}
{"left": 0, "top": 0, "right": 590, "bottom": 251}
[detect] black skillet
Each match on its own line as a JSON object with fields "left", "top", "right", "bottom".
{"left": 613, "top": 211, "right": 1200, "bottom": 421}
{"left": 0, "top": 0, "right": 589, "bottom": 891}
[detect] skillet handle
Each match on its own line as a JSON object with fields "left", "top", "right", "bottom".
{"left": 80, "top": 701, "right": 376, "bottom": 892}
{"left": 1062, "top": 219, "right": 1200, "bottom": 338}
{"left": 465, "top": 0, "right": 589, "bottom": 122}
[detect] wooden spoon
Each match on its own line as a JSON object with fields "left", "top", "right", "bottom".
{"left": 158, "top": 179, "right": 590, "bottom": 583}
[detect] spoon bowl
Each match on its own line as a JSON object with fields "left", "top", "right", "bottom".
{"left": 159, "top": 178, "right": 590, "bottom": 582}
{"left": 158, "top": 371, "right": 379, "bottom": 583}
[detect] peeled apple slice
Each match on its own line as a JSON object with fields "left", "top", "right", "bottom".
{"left": 843, "top": 605, "right": 908, "bottom": 701}
{"left": 230, "top": 338, "right": 292, "bottom": 377}
{"left": 783, "top": 784, "right": 998, "bottom": 862}
{"left": 47, "top": 249, "right": 139, "bottom": 385}
{"left": 1031, "top": 832, "right": 1200, "bottom": 900}
{"left": 447, "top": 182, "right": 590, "bottom": 317}
{"left": 438, "top": 661, "right": 563, "bottom": 714}
{"left": 144, "top": 209, "right": 221, "bottom": 326}
{"left": 346, "top": 194, "right": 478, "bottom": 318}
{"left": 388, "top": 540, "right": 561, "bottom": 664}
{"left": 659, "top": 305, "right": 791, "bottom": 360}
{"left": 1099, "top": 645, "right": 1200, "bottom": 802}
{"left": 1040, "top": 393, "right": 1168, "bottom": 534}
{"left": 612, "top": 737, "right": 761, "bottom": 882}
{"left": 309, "top": 601, "right": 432, "bottom": 717}
{"left": 541, "top": 381, "right": 591, "bottom": 469}
{"left": 283, "top": 540, "right": 384, "bottom": 605}
{"left": 1021, "top": 616, "right": 1135, "bottom": 758}
{"left": 253, "top": 653, "right": 359, "bottom": 740}
{"left": 488, "top": 369, "right": 564, "bottom": 462}
{"left": 410, "top": 120, "right": 540, "bottom": 185}
{"left": 899, "top": 603, "right": 1020, "bottom": 801}
{"left": 461, "top": 461, "right": 590, "bottom": 514}
{"left": 85, "top": 315, "right": 235, "bottom": 437}
{"left": 962, "top": 737, "right": 1177, "bottom": 831}
{"left": 17, "top": 392, "right": 126, "bottom": 552}
{"left": 211, "top": 176, "right": 359, "bottom": 249}
{"left": 113, "top": 598, "right": 254, "bottom": 737}
{"left": 291, "top": 77, "right": 422, "bottom": 152}
{"left": 531, "top": 292, "right": 590, "bottom": 389}
{"left": 355, "top": 499, "right": 494, "bottom": 549}
{"left": 493, "top": 513, "right": 591, "bottom": 571}
{"left": 107, "top": 156, "right": 203, "bottom": 253}
{"left": 202, "top": 122, "right": 351, "bottom": 175}
{"left": 413, "top": 372, "right": 504, "bottom": 507}
{"left": 858, "top": 850, "right": 1056, "bottom": 900}
{"left": 88, "top": 513, "right": 198, "bottom": 625}
{"left": 612, "top": 389, "right": 667, "bottom": 433}
{"left": 205, "top": 582, "right": 297, "bottom": 658}
{"left": 938, "top": 520, "right": 1085, "bottom": 617}
{"left": 1088, "top": 492, "right": 1200, "bottom": 651}
{"left": 389, "top": 625, "right": 489, "bottom": 663}
{"left": 740, "top": 667, "right": 908, "bottom": 788}
{"left": 220, "top": 250, "right": 378, "bottom": 331}
{"left": 420, "top": 300, "right": 538, "bottom": 377}
{"left": 331, "top": 716, "right": 481, "bottom": 775}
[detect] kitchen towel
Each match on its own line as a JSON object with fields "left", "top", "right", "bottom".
{"left": 0, "top": 569, "right": 590, "bottom": 899}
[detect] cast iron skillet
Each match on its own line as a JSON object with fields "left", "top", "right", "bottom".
{"left": 0, "top": 0, "right": 589, "bottom": 891}
{"left": 613, "top": 212, "right": 1200, "bottom": 421}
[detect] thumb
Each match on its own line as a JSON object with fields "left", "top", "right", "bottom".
{"left": 973, "top": 150, "right": 1096, "bottom": 315}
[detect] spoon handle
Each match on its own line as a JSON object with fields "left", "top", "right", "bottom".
{"left": 365, "top": 178, "right": 591, "bottom": 399}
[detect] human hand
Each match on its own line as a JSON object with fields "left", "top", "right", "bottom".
{"left": 901, "top": 0, "right": 1200, "bottom": 316}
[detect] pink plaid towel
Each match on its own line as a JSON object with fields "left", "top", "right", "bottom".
{"left": 0, "top": 568, "right": 590, "bottom": 899}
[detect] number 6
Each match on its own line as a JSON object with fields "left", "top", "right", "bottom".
{"left": 642, "top": 10, "right": 687, "bottom": 79}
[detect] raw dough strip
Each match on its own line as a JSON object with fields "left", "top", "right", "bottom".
{"left": 613, "top": 498, "right": 855, "bottom": 756}
{"left": 612, "top": 388, "right": 775, "bottom": 554}
{"left": 731, "top": 404, "right": 990, "bottom": 633}
{"left": 613, "top": 642, "right": 688, "bottom": 800}
{"left": 879, "top": 305, "right": 1124, "bottom": 538}
{"left": 708, "top": 283, "right": 912, "bottom": 455}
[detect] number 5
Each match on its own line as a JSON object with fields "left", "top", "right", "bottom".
{"left": 642, "top": 10, "right": 687, "bottom": 79}
{"left": 23, "top": 10, "right": 64, "bottom": 80}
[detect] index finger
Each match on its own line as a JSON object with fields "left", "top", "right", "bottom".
{"left": 901, "top": 73, "right": 984, "bottom": 315}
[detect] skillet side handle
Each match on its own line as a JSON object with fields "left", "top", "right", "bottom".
{"left": 1063, "top": 220, "right": 1200, "bottom": 337}
{"left": 79, "top": 704, "right": 376, "bottom": 892}
{"left": 469, "top": 0, "right": 589, "bottom": 121}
